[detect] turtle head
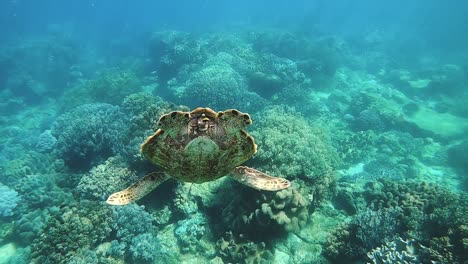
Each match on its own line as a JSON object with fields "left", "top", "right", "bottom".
{"left": 188, "top": 110, "right": 218, "bottom": 136}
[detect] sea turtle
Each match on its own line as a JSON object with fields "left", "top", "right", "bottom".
{"left": 107, "top": 107, "right": 290, "bottom": 205}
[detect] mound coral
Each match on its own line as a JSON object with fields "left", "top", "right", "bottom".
{"left": 250, "top": 105, "right": 338, "bottom": 204}
{"left": 30, "top": 201, "right": 112, "bottom": 263}
{"left": 14, "top": 174, "right": 73, "bottom": 211}
{"left": 148, "top": 30, "right": 204, "bottom": 81}
{"left": 77, "top": 157, "right": 136, "bottom": 200}
{"left": 223, "top": 186, "right": 309, "bottom": 236}
{"left": 174, "top": 62, "right": 265, "bottom": 111}
{"left": 216, "top": 231, "right": 273, "bottom": 263}
{"left": 61, "top": 68, "right": 142, "bottom": 110}
{"left": 51, "top": 103, "right": 125, "bottom": 170}
{"left": 0, "top": 184, "right": 20, "bottom": 217}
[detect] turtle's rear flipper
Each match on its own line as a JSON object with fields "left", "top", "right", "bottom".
{"left": 106, "top": 172, "right": 169, "bottom": 205}
{"left": 229, "top": 166, "right": 290, "bottom": 191}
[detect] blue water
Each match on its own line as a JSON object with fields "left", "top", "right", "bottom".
{"left": 0, "top": 1, "right": 467, "bottom": 263}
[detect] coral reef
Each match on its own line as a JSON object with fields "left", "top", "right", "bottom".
{"left": 250, "top": 105, "right": 338, "bottom": 204}
{"left": 35, "top": 130, "right": 57, "bottom": 153}
{"left": 148, "top": 30, "right": 204, "bottom": 82}
{"left": 14, "top": 208, "right": 53, "bottom": 244}
{"left": 14, "top": 174, "right": 73, "bottom": 211}
{"left": 61, "top": 68, "right": 142, "bottom": 110}
{"left": 77, "top": 157, "right": 136, "bottom": 200}
{"left": 367, "top": 237, "right": 420, "bottom": 264}
{"left": 216, "top": 231, "right": 273, "bottom": 263}
{"left": 327, "top": 180, "right": 468, "bottom": 263}
{"left": 30, "top": 201, "right": 112, "bottom": 263}
{"left": 0, "top": 184, "right": 20, "bottom": 217}
{"left": 173, "top": 61, "right": 266, "bottom": 111}
{"left": 174, "top": 213, "right": 210, "bottom": 253}
{"left": 223, "top": 186, "right": 309, "bottom": 236}
{"left": 51, "top": 103, "right": 125, "bottom": 170}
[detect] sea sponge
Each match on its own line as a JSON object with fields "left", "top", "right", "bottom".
{"left": 51, "top": 103, "right": 125, "bottom": 170}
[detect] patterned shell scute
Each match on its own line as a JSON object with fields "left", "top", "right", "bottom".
{"left": 141, "top": 107, "right": 257, "bottom": 183}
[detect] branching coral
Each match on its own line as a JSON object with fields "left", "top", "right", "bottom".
{"left": 327, "top": 180, "right": 467, "bottom": 263}
{"left": 367, "top": 237, "right": 420, "bottom": 264}
{"left": 109, "top": 203, "right": 159, "bottom": 262}
{"left": 0, "top": 150, "right": 65, "bottom": 185}
{"left": 51, "top": 103, "right": 125, "bottom": 170}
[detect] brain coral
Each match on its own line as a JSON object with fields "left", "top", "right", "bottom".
{"left": 51, "top": 103, "right": 125, "bottom": 170}
{"left": 250, "top": 105, "right": 338, "bottom": 204}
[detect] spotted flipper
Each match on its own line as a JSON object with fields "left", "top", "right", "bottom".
{"left": 229, "top": 166, "right": 290, "bottom": 191}
{"left": 106, "top": 172, "right": 169, "bottom": 205}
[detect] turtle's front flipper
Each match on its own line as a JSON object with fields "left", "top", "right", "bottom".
{"left": 229, "top": 166, "right": 290, "bottom": 191}
{"left": 106, "top": 172, "right": 169, "bottom": 205}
